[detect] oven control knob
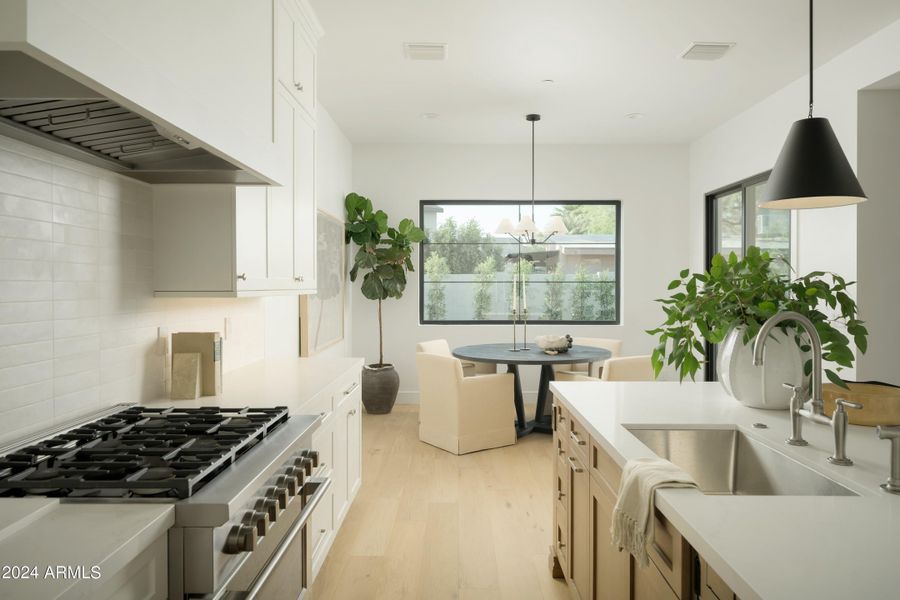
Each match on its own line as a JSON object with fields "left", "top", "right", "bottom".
{"left": 294, "top": 456, "right": 314, "bottom": 477}
{"left": 224, "top": 524, "right": 256, "bottom": 554}
{"left": 283, "top": 465, "right": 305, "bottom": 488}
{"left": 243, "top": 510, "right": 268, "bottom": 537}
{"left": 301, "top": 449, "right": 319, "bottom": 468}
{"left": 255, "top": 497, "right": 278, "bottom": 522}
{"left": 272, "top": 474, "right": 297, "bottom": 497}
{"left": 264, "top": 485, "right": 288, "bottom": 509}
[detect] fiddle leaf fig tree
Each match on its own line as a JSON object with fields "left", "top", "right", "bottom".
{"left": 647, "top": 246, "right": 867, "bottom": 389}
{"left": 345, "top": 192, "right": 425, "bottom": 367}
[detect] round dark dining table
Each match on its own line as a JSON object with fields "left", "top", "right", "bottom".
{"left": 452, "top": 343, "right": 612, "bottom": 436}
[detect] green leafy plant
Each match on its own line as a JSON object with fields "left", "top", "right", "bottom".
{"left": 570, "top": 264, "right": 593, "bottom": 321}
{"left": 543, "top": 265, "right": 566, "bottom": 320}
{"left": 473, "top": 256, "right": 497, "bottom": 320}
{"left": 647, "top": 246, "right": 867, "bottom": 388}
{"left": 345, "top": 192, "right": 425, "bottom": 366}
{"left": 424, "top": 253, "right": 449, "bottom": 320}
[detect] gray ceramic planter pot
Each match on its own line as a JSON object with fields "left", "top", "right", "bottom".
{"left": 361, "top": 364, "right": 400, "bottom": 414}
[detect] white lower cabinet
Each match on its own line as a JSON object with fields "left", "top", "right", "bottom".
{"left": 303, "top": 366, "right": 362, "bottom": 581}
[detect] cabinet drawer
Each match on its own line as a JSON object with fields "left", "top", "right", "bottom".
{"left": 311, "top": 413, "right": 334, "bottom": 476}
{"left": 700, "top": 556, "right": 738, "bottom": 600}
{"left": 335, "top": 375, "right": 361, "bottom": 409}
{"left": 633, "top": 556, "right": 679, "bottom": 600}
{"left": 567, "top": 414, "right": 589, "bottom": 463}
{"left": 648, "top": 508, "right": 690, "bottom": 599}
{"left": 590, "top": 437, "right": 622, "bottom": 493}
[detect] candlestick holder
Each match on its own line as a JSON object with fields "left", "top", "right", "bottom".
{"left": 509, "top": 308, "right": 521, "bottom": 351}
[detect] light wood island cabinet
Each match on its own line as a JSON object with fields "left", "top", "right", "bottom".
{"left": 551, "top": 402, "right": 739, "bottom": 600}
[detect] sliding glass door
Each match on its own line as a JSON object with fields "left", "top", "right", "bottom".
{"left": 704, "top": 171, "right": 793, "bottom": 380}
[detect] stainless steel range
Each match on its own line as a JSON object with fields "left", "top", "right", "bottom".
{"left": 0, "top": 403, "right": 328, "bottom": 599}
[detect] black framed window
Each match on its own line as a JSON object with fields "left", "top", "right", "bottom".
{"left": 419, "top": 200, "right": 621, "bottom": 325}
{"left": 704, "top": 171, "right": 793, "bottom": 379}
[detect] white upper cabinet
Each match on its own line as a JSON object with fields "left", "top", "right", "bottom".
{"left": 150, "top": 0, "right": 320, "bottom": 297}
{"left": 274, "top": 0, "right": 319, "bottom": 120}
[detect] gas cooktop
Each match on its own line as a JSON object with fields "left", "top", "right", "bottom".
{"left": 0, "top": 405, "right": 289, "bottom": 499}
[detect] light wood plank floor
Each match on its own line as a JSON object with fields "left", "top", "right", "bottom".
{"left": 312, "top": 405, "right": 569, "bottom": 600}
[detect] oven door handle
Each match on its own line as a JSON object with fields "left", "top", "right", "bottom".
{"left": 218, "top": 477, "right": 332, "bottom": 600}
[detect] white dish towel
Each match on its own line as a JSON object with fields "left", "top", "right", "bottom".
{"left": 610, "top": 457, "right": 696, "bottom": 566}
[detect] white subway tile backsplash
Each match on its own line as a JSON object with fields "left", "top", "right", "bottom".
{"left": 53, "top": 204, "right": 99, "bottom": 229}
{"left": 52, "top": 165, "right": 99, "bottom": 194}
{"left": 0, "top": 321, "right": 52, "bottom": 346}
{"left": 0, "top": 171, "right": 52, "bottom": 202}
{"left": 0, "top": 259, "right": 52, "bottom": 281}
{"left": 0, "top": 380, "right": 53, "bottom": 412}
{"left": 0, "top": 361, "right": 53, "bottom": 392}
{"left": 0, "top": 301, "right": 52, "bottom": 324}
{"left": 0, "top": 216, "right": 53, "bottom": 241}
{"left": 0, "top": 147, "right": 53, "bottom": 181}
{"left": 53, "top": 317, "right": 100, "bottom": 339}
{"left": 0, "top": 281, "right": 52, "bottom": 302}
{"left": 0, "top": 194, "right": 52, "bottom": 221}
{"left": 0, "top": 340, "right": 53, "bottom": 369}
{"left": 53, "top": 223, "right": 99, "bottom": 247}
{"left": 53, "top": 334, "right": 99, "bottom": 358}
{"left": 53, "top": 186, "right": 99, "bottom": 212}
{"left": 0, "top": 135, "right": 267, "bottom": 444}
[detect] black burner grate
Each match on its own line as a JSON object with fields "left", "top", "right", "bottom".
{"left": 0, "top": 406, "right": 288, "bottom": 499}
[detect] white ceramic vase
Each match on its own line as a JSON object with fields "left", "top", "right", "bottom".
{"left": 717, "top": 325, "right": 805, "bottom": 410}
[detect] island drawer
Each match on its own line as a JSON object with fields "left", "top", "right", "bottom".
{"left": 567, "top": 411, "right": 589, "bottom": 463}
{"left": 648, "top": 507, "right": 690, "bottom": 599}
{"left": 590, "top": 436, "right": 621, "bottom": 493}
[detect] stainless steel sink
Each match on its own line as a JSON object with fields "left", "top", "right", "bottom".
{"left": 625, "top": 427, "right": 857, "bottom": 496}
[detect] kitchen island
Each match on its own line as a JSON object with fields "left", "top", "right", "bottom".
{"left": 550, "top": 380, "right": 900, "bottom": 600}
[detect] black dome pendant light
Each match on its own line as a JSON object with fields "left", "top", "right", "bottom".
{"left": 760, "top": 0, "right": 866, "bottom": 209}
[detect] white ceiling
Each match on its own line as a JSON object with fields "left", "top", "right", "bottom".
{"left": 310, "top": 0, "right": 900, "bottom": 144}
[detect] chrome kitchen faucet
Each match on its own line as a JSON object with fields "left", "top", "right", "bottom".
{"left": 753, "top": 311, "right": 860, "bottom": 466}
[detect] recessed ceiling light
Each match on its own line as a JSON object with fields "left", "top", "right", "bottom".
{"left": 540, "top": 79, "right": 555, "bottom": 84}
{"left": 420, "top": 112, "right": 440, "bottom": 120}
{"left": 624, "top": 112, "right": 644, "bottom": 120}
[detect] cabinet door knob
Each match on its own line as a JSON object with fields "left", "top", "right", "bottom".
{"left": 294, "top": 82, "right": 304, "bottom": 92}
{"left": 237, "top": 273, "right": 247, "bottom": 281}
{"left": 294, "top": 275, "right": 304, "bottom": 283}
{"left": 349, "top": 409, "right": 357, "bottom": 416}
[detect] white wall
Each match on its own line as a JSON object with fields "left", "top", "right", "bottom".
{"left": 0, "top": 135, "right": 266, "bottom": 444}
{"left": 688, "top": 18, "right": 900, "bottom": 382}
{"left": 351, "top": 143, "right": 690, "bottom": 402}
{"left": 857, "top": 90, "right": 900, "bottom": 384}
{"left": 264, "top": 106, "right": 355, "bottom": 359}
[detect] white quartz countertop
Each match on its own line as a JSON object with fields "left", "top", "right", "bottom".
{"left": 143, "top": 356, "right": 364, "bottom": 413}
{"left": 549, "top": 381, "right": 900, "bottom": 600}
{"left": 0, "top": 500, "right": 173, "bottom": 600}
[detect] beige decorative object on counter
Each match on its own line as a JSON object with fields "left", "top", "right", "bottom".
{"left": 172, "top": 332, "right": 222, "bottom": 396}
{"left": 171, "top": 352, "right": 202, "bottom": 400}
{"left": 823, "top": 382, "right": 900, "bottom": 426}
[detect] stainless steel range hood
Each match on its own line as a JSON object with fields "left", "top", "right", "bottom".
{"left": 0, "top": 52, "right": 265, "bottom": 184}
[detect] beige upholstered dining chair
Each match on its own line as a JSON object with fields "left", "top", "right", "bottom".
{"left": 562, "top": 355, "right": 655, "bottom": 382}
{"left": 415, "top": 352, "right": 516, "bottom": 455}
{"left": 600, "top": 355, "right": 655, "bottom": 381}
{"left": 415, "top": 339, "right": 496, "bottom": 376}
{"left": 553, "top": 337, "right": 623, "bottom": 381}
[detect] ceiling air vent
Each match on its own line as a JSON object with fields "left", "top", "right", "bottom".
{"left": 403, "top": 42, "right": 448, "bottom": 61}
{"left": 681, "top": 42, "right": 735, "bottom": 61}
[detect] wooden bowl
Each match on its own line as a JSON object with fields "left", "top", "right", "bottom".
{"left": 822, "top": 382, "right": 900, "bottom": 427}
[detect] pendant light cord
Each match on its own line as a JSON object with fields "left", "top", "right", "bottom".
{"left": 531, "top": 118, "right": 536, "bottom": 223}
{"left": 809, "top": 0, "right": 814, "bottom": 118}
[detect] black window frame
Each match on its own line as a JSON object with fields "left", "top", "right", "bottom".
{"left": 703, "top": 170, "right": 777, "bottom": 381}
{"left": 418, "top": 199, "right": 622, "bottom": 326}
